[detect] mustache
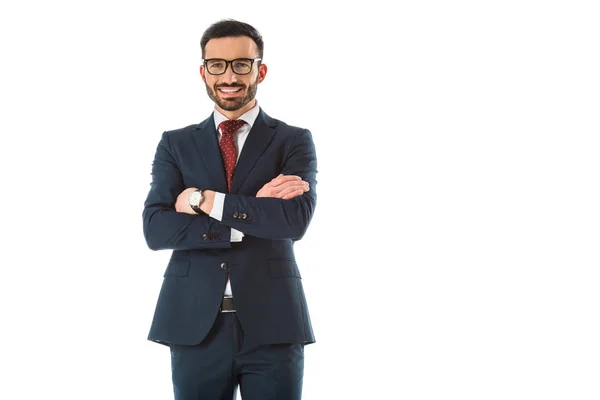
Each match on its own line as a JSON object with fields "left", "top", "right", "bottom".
{"left": 216, "top": 84, "right": 245, "bottom": 89}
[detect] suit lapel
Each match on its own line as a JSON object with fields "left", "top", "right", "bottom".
{"left": 230, "top": 109, "right": 277, "bottom": 193}
{"left": 191, "top": 115, "right": 228, "bottom": 193}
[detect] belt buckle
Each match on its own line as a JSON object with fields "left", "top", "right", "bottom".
{"left": 220, "top": 296, "right": 236, "bottom": 313}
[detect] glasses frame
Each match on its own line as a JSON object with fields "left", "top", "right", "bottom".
{"left": 202, "top": 58, "right": 262, "bottom": 75}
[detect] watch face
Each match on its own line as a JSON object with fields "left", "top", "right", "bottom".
{"left": 189, "top": 191, "right": 201, "bottom": 206}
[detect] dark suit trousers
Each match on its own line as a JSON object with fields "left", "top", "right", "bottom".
{"left": 169, "top": 313, "right": 305, "bottom": 400}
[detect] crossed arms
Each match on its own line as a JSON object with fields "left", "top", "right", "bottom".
{"left": 142, "top": 129, "right": 317, "bottom": 251}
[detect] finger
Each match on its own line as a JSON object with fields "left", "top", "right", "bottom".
{"left": 271, "top": 175, "right": 301, "bottom": 187}
{"left": 278, "top": 180, "right": 309, "bottom": 194}
{"left": 274, "top": 182, "right": 308, "bottom": 197}
{"left": 271, "top": 177, "right": 308, "bottom": 189}
{"left": 277, "top": 184, "right": 307, "bottom": 199}
{"left": 271, "top": 175, "right": 302, "bottom": 186}
{"left": 269, "top": 174, "right": 282, "bottom": 183}
{"left": 282, "top": 189, "right": 304, "bottom": 200}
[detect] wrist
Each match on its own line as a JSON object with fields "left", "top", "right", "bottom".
{"left": 200, "top": 190, "right": 215, "bottom": 214}
{"left": 188, "top": 189, "right": 205, "bottom": 214}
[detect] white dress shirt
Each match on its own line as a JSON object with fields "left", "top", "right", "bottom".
{"left": 208, "top": 102, "right": 261, "bottom": 296}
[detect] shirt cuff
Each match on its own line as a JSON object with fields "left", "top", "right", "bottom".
{"left": 230, "top": 228, "right": 244, "bottom": 242}
{"left": 209, "top": 192, "right": 244, "bottom": 242}
{"left": 209, "top": 192, "right": 226, "bottom": 221}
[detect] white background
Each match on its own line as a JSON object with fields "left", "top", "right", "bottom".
{"left": 1, "top": 1, "right": 599, "bottom": 399}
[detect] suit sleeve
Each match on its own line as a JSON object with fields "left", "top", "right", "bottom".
{"left": 142, "top": 131, "right": 232, "bottom": 251}
{"left": 220, "top": 129, "right": 317, "bottom": 240}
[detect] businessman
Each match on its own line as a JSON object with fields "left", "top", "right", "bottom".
{"left": 142, "top": 19, "right": 317, "bottom": 399}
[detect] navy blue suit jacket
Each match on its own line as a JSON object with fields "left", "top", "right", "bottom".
{"left": 143, "top": 108, "right": 317, "bottom": 347}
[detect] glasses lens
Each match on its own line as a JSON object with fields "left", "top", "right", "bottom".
{"left": 206, "top": 60, "right": 226, "bottom": 74}
{"left": 232, "top": 59, "right": 252, "bottom": 74}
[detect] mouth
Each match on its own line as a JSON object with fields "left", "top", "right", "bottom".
{"left": 217, "top": 86, "right": 244, "bottom": 98}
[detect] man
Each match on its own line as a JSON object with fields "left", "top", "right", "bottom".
{"left": 142, "top": 19, "right": 317, "bottom": 399}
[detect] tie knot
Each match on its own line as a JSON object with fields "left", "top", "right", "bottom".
{"left": 219, "top": 119, "right": 245, "bottom": 135}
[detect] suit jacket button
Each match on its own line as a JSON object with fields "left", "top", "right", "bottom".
{"left": 247, "top": 215, "right": 252, "bottom": 221}
{"left": 241, "top": 213, "right": 247, "bottom": 220}
{"left": 202, "top": 234, "right": 208, "bottom": 240}
{"left": 220, "top": 262, "right": 228, "bottom": 271}
{"left": 233, "top": 212, "right": 239, "bottom": 219}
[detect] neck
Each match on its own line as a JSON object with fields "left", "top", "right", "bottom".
{"left": 216, "top": 99, "right": 257, "bottom": 120}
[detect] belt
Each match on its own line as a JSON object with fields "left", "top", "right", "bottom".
{"left": 220, "top": 296, "right": 236, "bottom": 313}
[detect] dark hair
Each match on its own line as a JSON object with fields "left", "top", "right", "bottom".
{"left": 200, "top": 19, "right": 264, "bottom": 60}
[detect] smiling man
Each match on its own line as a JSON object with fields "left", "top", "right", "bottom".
{"left": 202, "top": 39, "right": 261, "bottom": 113}
{"left": 142, "top": 19, "right": 318, "bottom": 400}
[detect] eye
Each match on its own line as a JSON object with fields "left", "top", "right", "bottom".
{"left": 234, "top": 61, "right": 250, "bottom": 69}
{"left": 209, "top": 61, "right": 224, "bottom": 69}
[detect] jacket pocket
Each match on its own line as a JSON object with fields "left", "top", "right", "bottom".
{"left": 163, "top": 257, "right": 190, "bottom": 277}
{"left": 268, "top": 259, "right": 301, "bottom": 279}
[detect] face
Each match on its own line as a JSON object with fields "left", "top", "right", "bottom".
{"left": 201, "top": 36, "right": 267, "bottom": 117}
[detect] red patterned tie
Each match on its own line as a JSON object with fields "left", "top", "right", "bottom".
{"left": 218, "top": 119, "right": 245, "bottom": 191}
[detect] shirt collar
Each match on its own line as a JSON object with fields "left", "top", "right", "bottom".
{"left": 213, "top": 101, "right": 260, "bottom": 131}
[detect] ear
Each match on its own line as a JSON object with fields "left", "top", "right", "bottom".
{"left": 199, "top": 65, "right": 206, "bottom": 83}
{"left": 257, "top": 63, "right": 268, "bottom": 84}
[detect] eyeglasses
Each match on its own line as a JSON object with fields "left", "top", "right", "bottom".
{"left": 202, "top": 58, "right": 262, "bottom": 75}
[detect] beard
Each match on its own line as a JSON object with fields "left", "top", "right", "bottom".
{"left": 205, "top": 78, "right": 258, "bottom": 111}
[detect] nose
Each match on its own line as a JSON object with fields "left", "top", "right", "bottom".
{"left": 220, "top": 64, "right": 238, "bottom": 84}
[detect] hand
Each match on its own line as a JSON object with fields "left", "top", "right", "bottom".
{"left": 175, "top": 187, "right": 198, "bottom": 214}
{"left": 256, "top": 174, "right": 309, "bottom": 200}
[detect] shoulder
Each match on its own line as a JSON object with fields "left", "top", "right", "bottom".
{"left": 260, "top": 110, "right": 311, "bottom": 139}
{"left": 160, "top": 115, "right": 213, "bottom": 144}
{"left": 164, "top": 123, "right": 199, "bottom": 137}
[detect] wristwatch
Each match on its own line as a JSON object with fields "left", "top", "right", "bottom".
{"left": 188, "top": 189, "right": 205, "bottom": 214}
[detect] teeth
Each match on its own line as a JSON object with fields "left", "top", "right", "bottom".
{"left": 220, "top": 88, "right": 241, "bottom": 93}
